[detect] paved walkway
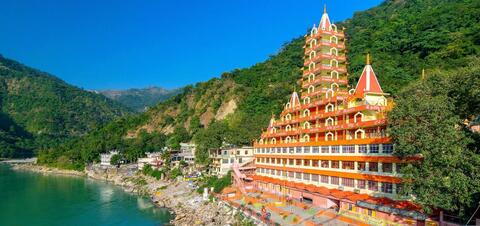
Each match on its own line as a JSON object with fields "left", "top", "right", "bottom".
{"left": 222, "top": 189, "right": 369, "bottom": 226}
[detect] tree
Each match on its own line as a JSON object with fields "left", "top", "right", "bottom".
{"left": 388, "top": 69, "right": 480, "bottom": 218}
{"left": 110, "top": 154, "right": 122, "bottom": 166}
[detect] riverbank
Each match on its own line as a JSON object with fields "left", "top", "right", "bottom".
{"left": 9, "top": 163, "right": 238, "bottom": 225}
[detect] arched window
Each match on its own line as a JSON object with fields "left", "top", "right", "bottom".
{"left": 303, "top": 134, "right": 310, "bottom": 142}
{"left": 330, "top": 70, "right": 339, "bottom": 79}
{"left": 325, "top": 117, "right": 334, "bottom": 126}
{"left": 285, "top": 103, "right": 291, "bottom": 109}
{"left": 330, "top": 47, "right": 338, "bottom": 56}
{"left": 325, "top": 103, "right": 334, "bottom": 112}
{"left": 271, "top": 127, "right": 277, "bottom": 134}
{"left": 309, "top": 62, "right": 316, "bottom": 71}
{"left": 308, "top": 73, "right": 315, "bottom": 82}
{"left": 308, "top": 85, "right": 315, "bottom": 94}
{"left": 259, "top": 139, "right": 264, "bottom": 144}
{"left": 271, "top": 138, "right": 277, "bottom": 144}
{"left": 330, "top": 59, "right": 338, "bottom": 68}
{"left": 330, "top": 24, "right": 338, "bottom": 32}
{"left": 303, "top": 122, "right": 311, "bottom": 129}
{"left": 286, "top": 125, "right": 292, "bottom": 131}
{"left": 309, "top": 51, "right": 316, "bottom": 60}
{"left": 330, "top": 36, "right": 338, "bottom": 44}
{"left": 325, "top": 132, "right": 334, "bottom": 141}
{"left": 303, "top": 109, "right": 310, "bottom": 117}
{"left": 331, "top": 83, "right": 339, "bottom": 91}
{"left": 303, "top": 97, "right": 311, "bottom": 105}
{"left": 309, "top": 39, "right": 317, "bottom": 48}
{"left": 354, "top": 112, "right": 364, "bottom": 123}
{"left": 310, "top": 28, "right": 317, "bottom": 36}
{"left": 325, "top": 89, "right": 334, "bottom": 98}
{"left": 285, "top": 136, "right": 292, "bottom": 143}
{"left": 348, "top": 89, "right": 355, "bottom": 95}
{"left": 285, "top": 114, "right": 292, "bottom": 121}
{"left": 355, "top": 129, "right": 365, "bottom": 139}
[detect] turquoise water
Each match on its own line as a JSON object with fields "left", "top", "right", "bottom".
{"left": 0, "top": 164, "right": 172, "bottom": 226}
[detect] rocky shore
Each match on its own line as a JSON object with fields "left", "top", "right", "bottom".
{"left": 10, "top": 163, "right": 240, "bottom": 225}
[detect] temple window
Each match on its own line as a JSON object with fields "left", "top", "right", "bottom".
{"left": 321, "top": 175, "right": 329, "bottom": 183}
{"left": 370, "top": 144, "right": 379, "bottom": 153}
{"left": 309, "top": 51, "right": 316, "bottom": 60}
{"left": 330, "top": 59, "right": 338, "bottom": 67}
{"left": 321, "top": 146, "right": 329, "bottom": 153}
{"left": 331, "top": 145, "right": 340, "bottom": 153}
{"left": 358, "top": 144, "right": 368, "bottom": 153}
{"left": 330, "top": 35, "right": 338, "bottom": 44}
{"left": 330, "top": 47, "right": 338, "bottom": 56}
{"left": 368, "top": 162, "right": 378, "bottom": 172}
{"left": 381, "top": 182, "right": 393, "bottom": 193}
{"left": 303, "top": 97, "right": 311, "bottom": 105}
{"left": 354, "top": 112, "right": 364, "bottom": 123}
{"left": 357, "top": 180, "right": 366, "bottom": 189}
{"left": 331, "top": 160, "right": 340, "bottom": 168}
{"left": 382, "top": 163, "right": 393, "bottom": 173}
{"left": 331, "top": 176, "right": 340, "bottom": 185}
{"left": 368, "top": 181, "right": 378, "bottom": 191}
{"left": 325, "top": 103, "right": 334, "bottom": 112}
{"left": 342, "top": 161, "right": 354, "bottom": 170}
{"left": 342, "top": 145, "right": 355, "bottom": 153}
{"left": 382, "top": 144, "right": 393, "bottom": 153}
{"left": 308, "top": 85, "right": 315, "bottom": 94}
{"left": 330, "top": 70, "right": 339, "bottom": 79}
{"left": 342, "top": 178, "right": 354, "bottom": 187}
{"left": 309, "top": 39, "right": 317, "bottom": 48}
{"left": 309, "top": 62, "right": 316, "bottom": 71}
{"left": 357, "top": 162, "right": 366, "bottom": 171}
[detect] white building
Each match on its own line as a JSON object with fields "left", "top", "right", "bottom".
{"left": 172, "top": 143, "right": 196, "bottom": 164}
{"left": 100, "top": 150, "right": 119, "bottom": 166}
{"left": 209, "top": 146, "right": 254, "bottom": 176}
{"left": 137, "top": 152, "right": 163, "bottom": 170}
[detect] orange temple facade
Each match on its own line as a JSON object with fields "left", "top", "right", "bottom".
{"left": 251, "top": 6, "right": 433, "bottom": 225}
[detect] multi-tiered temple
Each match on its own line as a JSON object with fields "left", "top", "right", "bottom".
{"left": 252, "top": 6, "right": 427, "bottom": 225}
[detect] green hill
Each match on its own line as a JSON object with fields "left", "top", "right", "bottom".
{"left": 99, "top": 86, "right": 183, "bottom": 112}
{"left": 0, "top": 55, "right": 130, "bottom": 158}
{"left": 41, "top": 0, "right": 479, "bottom": 165}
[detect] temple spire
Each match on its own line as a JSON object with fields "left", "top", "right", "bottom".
{"left": 366, "top": 53, "right": 370, "bottom": 65}
{"left": 324, "top": 4, "right": 327, "bottom": 14}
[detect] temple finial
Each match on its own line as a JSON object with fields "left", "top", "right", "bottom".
{"left": 421, "top": 68, "right": 426, "bottom": 80}
{"left": 324, "top": 4, "right": 327, "bottom": 14}
{"left": 366, "top": 53, "right": 370, "bottom": 65}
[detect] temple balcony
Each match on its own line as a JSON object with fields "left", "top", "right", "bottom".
{"left": 254, "top": 137, "right": 391, "bottom": 148}
{"left": 302, "top": 77, "right": 348, "bottom": 88}
{"left": 304, "top": 41, "right": 346, "bottom": 55}
{"left": 303, "top": 65, "right": 347, "bottom": 76}
{"left": 304, "top": 53, "right": 347, "bottom": 66}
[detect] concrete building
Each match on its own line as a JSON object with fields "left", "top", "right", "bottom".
{"left": 137, "top": 152, "right": 163, "bottom": 170}
{"left": 172, "top": 143, "right": 196, "bottom": 164}
{"left": 209, "top": 146, "right": 254, "bottom": 176}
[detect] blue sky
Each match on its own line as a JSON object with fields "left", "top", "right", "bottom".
{"left": 0, "top": 0, "right": 383, "bottom": 90}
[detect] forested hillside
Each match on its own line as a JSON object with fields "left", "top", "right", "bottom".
{"left": 99, "top": 86, "right": 183, "bottom": 112}
{"left": 40, "top": 0, "right": 479, "bottom": 168}
{"left": 0, "top": 55, "right": 130, "bottom": 158}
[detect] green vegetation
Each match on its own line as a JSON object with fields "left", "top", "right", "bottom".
{"left": 0, "top": 55, "right": 129, "bottom": 159}
{"left": 389, "top": 59, "right": 480, "bottom": 218}
{"left": 100, "top": 86, "right": 183, "bottom": 112}
{"left": 197, "top": 171, "right": 232, "bottom": 194}
{"left": 343, "top": 0, "right": 480, "bottom": 95}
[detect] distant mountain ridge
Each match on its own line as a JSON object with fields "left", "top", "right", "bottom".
{"left": 99, "top": 86, "right": 183, "bottom": 112}
{"left": 0, "top": 54, "right": 130, "bottom": 158}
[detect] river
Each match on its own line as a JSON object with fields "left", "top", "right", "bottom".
{"left": 0, "top": 164, "right": 172, "bottom": 226}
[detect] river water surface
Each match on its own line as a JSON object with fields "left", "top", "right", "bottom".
{"left": 0, "top": 164, "right": 172, "bottom": 226}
